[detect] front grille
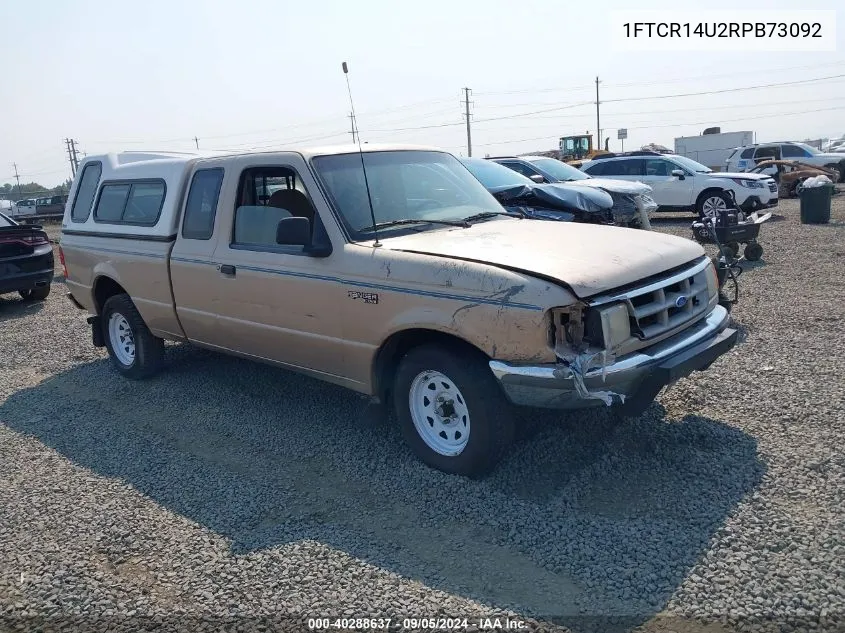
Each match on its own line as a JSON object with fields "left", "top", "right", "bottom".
{"left": 589, "top": 258, "right": 714, "bottom": 355}
{"left": 626, "top": 270, "right": 710, "bottom": 340}
{"left": 768, "top": 181, "right": 778, "bottom": 192}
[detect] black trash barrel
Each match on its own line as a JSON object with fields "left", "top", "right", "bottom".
{"left": 798, "top": 183, "right": 834, "bottom": 224}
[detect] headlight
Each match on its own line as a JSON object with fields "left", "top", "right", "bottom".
{"left": 705, "top": 259, "right": 720, "bottom": 298}
{"left": 636, "top": 194, "right": 658, "bottom": 212}
{"left": 585, "top": 303, "right": 631, "bottom": 353}
{"left": 731, "top": 178, "right": 764, "bottom": 189}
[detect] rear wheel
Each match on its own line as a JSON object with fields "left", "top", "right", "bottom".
{"left": 19, "top": 285, "right": 51, "bottom": 301}
{"left": 101, "top": 294, "right": 164, "bottom": 379}
{"left": 393, "top": 344, "right": 514, "bottom": 477}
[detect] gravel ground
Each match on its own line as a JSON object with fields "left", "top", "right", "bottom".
{"left": 1, "top": 198, "right": 844, "bottom": 633}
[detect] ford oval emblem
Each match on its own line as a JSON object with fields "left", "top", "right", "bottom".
{"left": 675, "top": 296, "right": 688, "bottom": 308}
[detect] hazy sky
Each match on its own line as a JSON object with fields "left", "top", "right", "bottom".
{"left": 2, "top": 0, "right": 843, "bottom": 189}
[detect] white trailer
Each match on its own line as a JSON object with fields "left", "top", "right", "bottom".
{"left": 675, "top": 131, "right": 754, "bottom": 171}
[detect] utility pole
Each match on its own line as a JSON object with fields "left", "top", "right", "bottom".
{"left": 193, "top": 136, "right": 199, "bottom": 149}
{"left": 12, "top": 163, "right": 22, "bottom": 198}
{"left": 463, "top": 87, "right": 472, "bottom": 157}
{"left": 65, "top": 138, "right": 77, "bottom": 177}
{"left": 348, "top": 112, "right": 358, "bottom": 144}
{"left": 595, "top": 76, "right": 601, "bottom": 154}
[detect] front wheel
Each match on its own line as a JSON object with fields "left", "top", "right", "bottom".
{"left": 696, "top": 190, "right": 732, "bottom": 219}
{"left": 393, "top": 344, "right": 514, "bottom": 477}
{"left": 102, "top": 294, "right": 164, "bottom": 379}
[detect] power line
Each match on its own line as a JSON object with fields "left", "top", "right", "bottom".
{"left": 604, "top": 60, "right": 845, "bottom": 89}
{"left": 606, "top": 105, "right": 845, "bottom": 131}
{"left": 473, "top": 61, "right": 845, "bottom": 97}
{"left": 602, "top": 74, "right": 845, "bottom": 104}
{"left": 474, "top": 105, "right": 845, "bottom": 150}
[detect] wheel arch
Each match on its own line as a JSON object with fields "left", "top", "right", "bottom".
{"left": 93, "top": 275, "right": 128, "bottom": 316}
{"left": 696, "top": 186, "right": 728, "bottom": 206}
{"left": 372, "top": 328, "right": 488, "bottom": 405}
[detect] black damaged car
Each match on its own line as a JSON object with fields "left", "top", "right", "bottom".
{"left": 460, "top": 157, "right": 618, "bottom": 224}
{"left": 0, "top": 212, "right": 54, "bottom": 301}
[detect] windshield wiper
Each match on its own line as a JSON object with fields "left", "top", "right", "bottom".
{"left": 462, "top": 210, "right": 525, "bottom": 223}
{"left": 358, "top": 218, "right": 470, "bottom": 233}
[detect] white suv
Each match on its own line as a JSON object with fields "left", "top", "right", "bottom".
{"left": 580, "top": 152, "right": 778, "bottom": 217}
{"left": 725, "top": 141, "right": 845, "bottom": 182}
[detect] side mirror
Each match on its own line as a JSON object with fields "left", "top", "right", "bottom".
{"left": 529, "top": 174, "right": 545, "bottom": 183}
{"left": 276, "top": 216, "right": 311, "bottom": 246}
{"left": 671, "top": 169, "right": 686, "bottom": 180}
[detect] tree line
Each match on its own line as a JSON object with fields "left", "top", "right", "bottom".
{"left": 1, "top": 179, "right": 73, "bottom": 202}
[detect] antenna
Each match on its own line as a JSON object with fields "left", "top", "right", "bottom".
{"left": 342, "top": 61, "right": 380, "bottom": 247}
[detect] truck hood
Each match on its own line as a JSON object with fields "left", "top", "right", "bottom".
{"left": 378, "top": 219, "right": 705, "bottom": 298}
{"left": 570, "top": 178, "right": 653, "bottom": 195}
{"left": 708, "top": 172, "right": 772, "bottom": 180}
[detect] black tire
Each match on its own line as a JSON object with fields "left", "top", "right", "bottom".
{"left": 393, "top": 344, "right": 515, "bottom": 477}
{"left": 19, "top": 285, "right": 51, "bottom": 301}
{"left": 696, "top": 190, "right": 732, "bottom": 219}
{"left": 724, "top": 241, "right": 740, "bottom": 259}
{"left": 101, "top": 293, "right": 164, "bottom": 379}
{"left": 744, "top": 242, "right": 763, "bottom": 262}
{"left": 825, "top": 163, "right": 844, "bottom": 183}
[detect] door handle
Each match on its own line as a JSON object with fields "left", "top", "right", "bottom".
{"left": 220, "top": 264, "right": 236, "bottom": 276}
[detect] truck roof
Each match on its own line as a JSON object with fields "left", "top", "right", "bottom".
{"left": 80, "top": 143, "right": 445, "bottom": 170}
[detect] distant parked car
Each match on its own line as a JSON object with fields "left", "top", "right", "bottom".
{"left": 745, "top": 160, "right": 840, "bottom": 198}
{"left": 725, "top": 142, "right": 845, "bottom": 182}
{"left": 0, "top": 212, "right": 54, "bottom": 301}
{"left": 10, "top": 198, "right": 37, "bottom": 221}
{"left": 459, "top": 157, "right": 620, "bottom": 225}
{"left": 487, "top": 155, "right": 657, "bottom": 227}
{"left": 581, "top": 151, "right": 778, "bottom": 217}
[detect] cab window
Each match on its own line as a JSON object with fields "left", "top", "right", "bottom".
{"left": 182, "top": 169, "right": 224, "bottom": 240}
{"left": 232, "top": 166, "right": 317, "bottom": 250}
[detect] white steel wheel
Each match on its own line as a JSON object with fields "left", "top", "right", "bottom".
{"left": 108, "top": 312, "right": 136, "bottom": 366}
{"left": 701, "top": 195, "right": 728, "bottom": 217}
{"left": 408, "top": 370, "right": 470, "bottom": 457}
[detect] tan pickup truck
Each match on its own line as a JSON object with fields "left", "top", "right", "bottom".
{"left": 60, "top": 145, "right": 737, "bottom": 476}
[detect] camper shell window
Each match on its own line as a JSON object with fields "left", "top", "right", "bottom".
{"left": 93, "top": 179, "right": 167, "bottom": 226}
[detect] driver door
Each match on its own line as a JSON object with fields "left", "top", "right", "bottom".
{"left": 208, "top": 153, "right": 348, "bottom": 376}
{"left": 641, "top": 158, "right": 694, "bottom": 207}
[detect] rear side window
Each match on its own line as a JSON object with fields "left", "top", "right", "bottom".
{"left": 182, "top": 168, "right": 224, "bottom": 240}
{"left": 740, "top": 148, "right": 754, "bottom": 159}
{"left": 70, "top": 162, "right": 102, "bottom": 222}
{"left": 94, "top": 180, "right": 166, "bottom": 225}
{"left": 599, "top": 158, "right": 643, "bottom": 176}
{"left": 583, "top": 162, "right": 606, "bottom": 176}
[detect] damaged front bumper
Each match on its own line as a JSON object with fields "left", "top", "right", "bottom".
{"left": 488, "top": 305, "right": 736, "bottom": 417}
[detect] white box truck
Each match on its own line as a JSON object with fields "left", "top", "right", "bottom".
{"left": 674, "top": 130, "right": 754, "bottom": 172}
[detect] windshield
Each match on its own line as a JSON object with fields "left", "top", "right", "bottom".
{"left": 529, "top": 157, "right": 590, "bottom": 181}
{"left": 312, "top": 150, "right": 505, "bottom": 238}
{"left": 794, "top": 142, "right": 821, "bottom": 155}
{"left": 460, "top": 157, "right": 533, "bottom": 188}
{"left": 671, "top": 156, "right": 713, "bottom": 173}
